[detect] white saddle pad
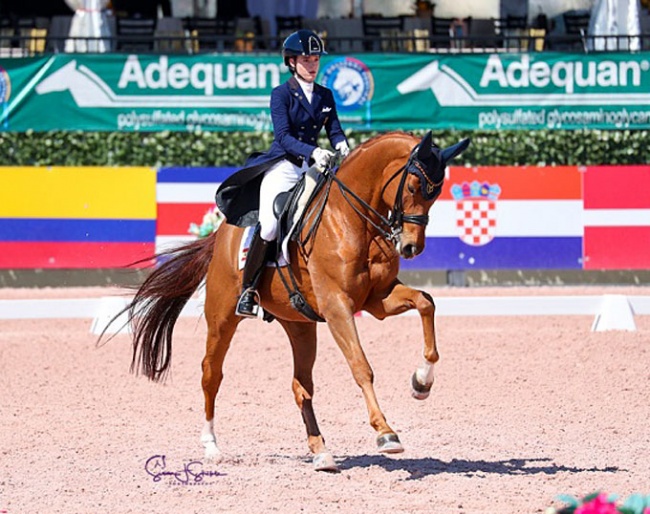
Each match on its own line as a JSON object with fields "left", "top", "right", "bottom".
{"left": 238, "top": 225, "right": 289, "bottom": 270}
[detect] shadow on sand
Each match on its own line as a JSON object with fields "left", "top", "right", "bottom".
{"left": 335, "top": 455, "right": 619, "bottom": 480}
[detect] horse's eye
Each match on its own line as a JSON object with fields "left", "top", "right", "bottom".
{"left": 407, "top": 183, "right": 416, "bottom": 194}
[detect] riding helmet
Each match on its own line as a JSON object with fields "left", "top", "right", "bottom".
{"left": 282, "top": 29, "right": 327, "bottom": 67}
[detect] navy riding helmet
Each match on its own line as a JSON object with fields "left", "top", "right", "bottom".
{"left": 282, "top": 29, "right": 327, "bottom": 68}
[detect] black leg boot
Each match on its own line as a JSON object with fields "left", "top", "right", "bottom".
{"left": 235, "top": 226, "right": 270, "bottom": 318}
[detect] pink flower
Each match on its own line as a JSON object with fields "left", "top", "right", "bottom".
{"left": 574, "top": 494, "right": 619, "bottom": 514}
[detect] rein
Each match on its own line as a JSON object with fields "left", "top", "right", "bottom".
{"left": 328, "top": 151, "right": 431, "bottom": 247}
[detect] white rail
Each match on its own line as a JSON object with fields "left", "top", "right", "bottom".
{"left": 1, "top": 294, "right": 648, "bottom": 333}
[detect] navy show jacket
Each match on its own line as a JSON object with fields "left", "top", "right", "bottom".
{"left": 248, "top": 76, "right": 347, "bottom": 167}
{"left": 215, "top": 76, "right": 348, "bottom": 227}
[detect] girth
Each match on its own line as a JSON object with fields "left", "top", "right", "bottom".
{"left": 269, "top": 172, "right": 328, "bottom": 323}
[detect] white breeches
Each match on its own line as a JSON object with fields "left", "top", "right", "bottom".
{"left": 259, "top": 158, "right": 309, "bottom": 241}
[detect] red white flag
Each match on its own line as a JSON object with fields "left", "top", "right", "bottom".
{"left": 583, "top": 165, "right": 650, "bottom": 269}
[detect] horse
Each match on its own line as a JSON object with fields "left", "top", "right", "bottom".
{"left": 112, "top": 130, "right": 470, "bottom": 472}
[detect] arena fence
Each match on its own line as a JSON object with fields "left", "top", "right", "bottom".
{"left": 1, "top": 294, "right": 648, "bottom": 333}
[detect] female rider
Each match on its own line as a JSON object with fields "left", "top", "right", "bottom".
{"left": 215, "top": 29, "right": 350, "bottom": 318}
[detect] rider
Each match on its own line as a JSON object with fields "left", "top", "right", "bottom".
{"left": 218, "top": 29, "right": 350, "bottom": 319}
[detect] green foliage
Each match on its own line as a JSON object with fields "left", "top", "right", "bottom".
{"left": 1, "top": 129, "right": 649, "bottom": 167}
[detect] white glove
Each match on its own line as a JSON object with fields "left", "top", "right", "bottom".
{"left": 311, "top": 147, "right": 335, "bottom": 170}
{"left": 335, "top": 141, "right": 350, "bottom": 158}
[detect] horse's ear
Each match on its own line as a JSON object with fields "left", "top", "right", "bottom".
{"left": 417, "top": 130, "right": 433, "bottom": 161}
{"left": 441, "top": 138, "right": 471, "bottom": 167}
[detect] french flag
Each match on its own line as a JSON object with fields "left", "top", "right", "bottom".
{"left": 583, "top": 165, "right": 650, "bottom": 270}
{"left": 156, "top": 167, "right": 235, "bottom": 253}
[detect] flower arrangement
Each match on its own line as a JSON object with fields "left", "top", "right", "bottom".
{"left": 547, "top": 492, "right": 650, "bottom": 514}
{"left": 188, "top": 206, "right": 224, "bottom": 238}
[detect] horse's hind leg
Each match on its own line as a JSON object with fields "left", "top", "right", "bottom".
{"left": 364, "top": 280, "right": 439, "bottom": 400}
{"left": 278, "top": 319, "right": 338, "bottom": 472}
{"left": 200, "top": 291, "right": 242, "bottom": 459}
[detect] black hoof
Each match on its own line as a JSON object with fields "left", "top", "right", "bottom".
{"left": 411, "top": 371, "right": 432, "bottom": 400}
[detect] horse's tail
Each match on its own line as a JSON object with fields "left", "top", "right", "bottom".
{"left": 125, "top": 232, "right": 215, "bottom": 382}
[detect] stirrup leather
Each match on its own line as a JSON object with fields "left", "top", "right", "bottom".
{"left": 235, "top": 287, "right": 260, "bottom": 318}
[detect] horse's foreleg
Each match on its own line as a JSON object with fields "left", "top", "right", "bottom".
{"left": 321, "top": 297, "right": 404, "bottom": 454}
{"left": 364, "top": 281, "right": 439, "bottom": 400}
{"left": 201, "top": 309, "right": 241, "bottom": 460}
{"left": 278, "top": 320, "right": 338, "bottom": 472}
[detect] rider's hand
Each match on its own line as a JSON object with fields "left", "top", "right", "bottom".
{"left": 335, "top": 141, "right": 350, "bottom": 158}
{"left": 311, "top": 147, "right": 335, "bottom": 170}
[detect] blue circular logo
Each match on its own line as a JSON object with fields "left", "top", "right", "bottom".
{"left": 0, "top": 66, "right": 10, "bottom": 103}
{"left": 320, "top": 57, "right": 374, "bottom": 112}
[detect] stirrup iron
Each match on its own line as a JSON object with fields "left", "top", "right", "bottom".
{"left": 235, "top": 287, "right": 260, "bottom": 318}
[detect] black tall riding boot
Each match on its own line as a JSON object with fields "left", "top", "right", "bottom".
{"left": 235, "top": 226, "right": 270, "bottom": 318}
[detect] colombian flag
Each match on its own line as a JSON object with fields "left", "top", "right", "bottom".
{"left": 0, "top": 166, "right": 156, "bottom": 268}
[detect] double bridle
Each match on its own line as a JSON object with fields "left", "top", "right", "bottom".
{"left": 328, "top": 149, "right": 442, "bottom": 247}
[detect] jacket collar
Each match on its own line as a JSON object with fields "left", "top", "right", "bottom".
{"left": 288, "top": 76, "right": 320, "bottom": 119}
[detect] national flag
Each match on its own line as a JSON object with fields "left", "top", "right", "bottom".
{"left": 0, "top": 166, "right": 156, "bottom": 268}
{"left": 156, "top": 167, "right": 235, "bottom": 253}
{"left": 583, "top": 165, "right": 650, "bottom": 269}
{"left": 403, "top": 165, "right": 584, "bottom": 270}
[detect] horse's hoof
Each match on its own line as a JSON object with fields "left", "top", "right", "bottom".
{"left": 411, "top": 371, "right": 432, "bottom": 400}
{"left": 201, "top": 435, "right": 222, "bottom": 461}
{"left": 377, "top": 433, "right": 404, "bottom": 454}
{"left": 313, "top": 452, "right": 339, "bottom": 472}
{"left": 204, "top": 445, "right": 222, "bottom": 461}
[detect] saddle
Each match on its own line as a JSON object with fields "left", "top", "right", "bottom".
{"left": 273, "top": 167, "right": 327, "bottom": 256}
{"left": 238, "top": 168, "right": 328, "bottom": 323}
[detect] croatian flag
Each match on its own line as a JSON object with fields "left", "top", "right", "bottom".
{"left": 583, "top": 165, "right": 650, "bottom": 269}
{"left": 404, "top": 165, "right": 584, "bottom": 270}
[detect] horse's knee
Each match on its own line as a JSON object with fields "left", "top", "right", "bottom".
{"left": 418, "top": 291, "right": 436, "bottom": 315}
{"left": 351, "top": 364, "right": 374, "bottom": 387}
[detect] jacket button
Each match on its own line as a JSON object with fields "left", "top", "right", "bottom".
{"left": 298, "top": 137, "right": 303, "bottom": 141}
{"left": 300, "top": 126, "right": 305, "bottom": 129}
{"left": 310, "top": 137, "right": 315, "bottom": 141}
{"left": 313, "top": 125, "right": 317, "bottom": 129}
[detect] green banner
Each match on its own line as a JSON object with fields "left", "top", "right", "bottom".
{"left": 2, "top": 52, "right": 650, "bottom": 131}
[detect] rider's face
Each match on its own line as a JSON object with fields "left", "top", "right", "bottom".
{"left": 293, "top": 55, "right": 320, "bottom": 83}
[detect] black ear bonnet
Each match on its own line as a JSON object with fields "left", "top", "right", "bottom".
{"left": 407, "top": 131, "right": 471, "bottom": 200}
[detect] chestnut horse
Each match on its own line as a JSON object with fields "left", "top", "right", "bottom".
{"left": 117, "top": 130, "right": 469, "bottom": 472}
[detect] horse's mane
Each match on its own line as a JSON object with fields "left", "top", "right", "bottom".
{"left": 356, "top": 131, "right": 417, "bottom": 150}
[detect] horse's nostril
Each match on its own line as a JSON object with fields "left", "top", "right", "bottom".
{"left": 402, "top": 244, "right": 417, "bottom": 259}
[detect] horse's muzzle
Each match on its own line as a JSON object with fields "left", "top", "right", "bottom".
{"left": 401, "top": 243, "right": 421, "bottom": 259}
